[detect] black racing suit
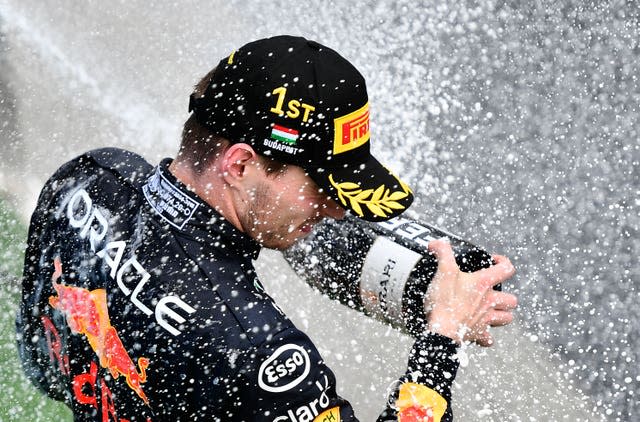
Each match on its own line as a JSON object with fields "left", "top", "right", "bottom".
{"left": 17, "top": 148, "right": 460, "bottom": 421}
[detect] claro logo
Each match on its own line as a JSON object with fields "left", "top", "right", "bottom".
{"left": 258, "top": 344, "right": 310, "bottom": 393}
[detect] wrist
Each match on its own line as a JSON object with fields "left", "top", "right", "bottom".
{"left": 426, "top": 313, "right": 465, "bottom": 345}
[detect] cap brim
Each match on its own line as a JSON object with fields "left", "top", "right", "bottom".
{"left": 310, "top": 155, "right": 414, "bottom": 222}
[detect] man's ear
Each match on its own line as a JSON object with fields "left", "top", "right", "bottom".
{"left": 221, "top": 143, "right": 258, "bottom": 184}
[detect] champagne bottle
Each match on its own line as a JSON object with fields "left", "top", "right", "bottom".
{"left": 282, "top": 215, "right": 497, "bottom": 337}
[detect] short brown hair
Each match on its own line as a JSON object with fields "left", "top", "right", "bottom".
{"left": 175, "top": 68, "right": 228, "bottom": 174}
{"left": 176, "top": 67, "right": 287, "bottom": 176}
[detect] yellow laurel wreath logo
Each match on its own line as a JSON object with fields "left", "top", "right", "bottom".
{"left": 328, "top": 174, "right": 412, "bottom": 218}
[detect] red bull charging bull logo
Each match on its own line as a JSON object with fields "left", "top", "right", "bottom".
{"left": 48, "top": 257, "right": 150, "bottom": 405}
{"left": 396, "top": 382, "right": 447, "bottom": 422}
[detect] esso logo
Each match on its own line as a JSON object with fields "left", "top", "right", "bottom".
{"left": 258, "top": 344, "right": 310, "bottom": 393}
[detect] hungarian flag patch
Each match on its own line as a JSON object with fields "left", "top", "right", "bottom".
{"left": 270, "top": 125, "right": 299, "bottom": 145}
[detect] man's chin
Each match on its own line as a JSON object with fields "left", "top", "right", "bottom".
{"left": 261, "top": 231, "right": 311, "bottom": 251}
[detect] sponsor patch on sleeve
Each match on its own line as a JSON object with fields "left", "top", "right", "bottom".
{"left": 396, "top": 382, "right": 447, "bottom": 422}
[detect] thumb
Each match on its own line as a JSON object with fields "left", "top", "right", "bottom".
{"left": 428, "top": 239, "right": 458, "bottom": 275}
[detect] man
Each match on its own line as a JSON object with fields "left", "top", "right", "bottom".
{"left": 17, "top": 35, "right": 517, "bottom": 421}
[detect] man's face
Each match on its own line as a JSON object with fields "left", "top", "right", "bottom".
{"left": 239, "top": 165, "right": 345, "bottom": 250}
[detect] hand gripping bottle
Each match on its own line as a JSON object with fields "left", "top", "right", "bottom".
{"left": 282, "top": 215, "right": 497, "bottom": 337}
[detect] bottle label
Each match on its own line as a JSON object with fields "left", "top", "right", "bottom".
{"left": 377, "top": 217, "right": 453, "bottom": 250}
{"left": 359, "top": 236, "right": 422, "bottom": 324}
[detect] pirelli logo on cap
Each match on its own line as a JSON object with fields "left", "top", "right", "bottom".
{"left": 333, "top": 102, "right": 370, "bottom": 155}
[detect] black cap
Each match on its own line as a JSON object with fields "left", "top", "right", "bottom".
{"left": 189, "top": 35, "right": 413, "bottom": 221}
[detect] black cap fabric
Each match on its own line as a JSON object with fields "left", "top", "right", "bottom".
{"left": 189, "top": 35, "right": 413, "bottom": 221}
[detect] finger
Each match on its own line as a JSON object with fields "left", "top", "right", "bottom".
{"left": 473, "top": 255, "right": 516, "bottom": 289}
{"left": 472, "top": 329, "right": 494, "bottom": 347}
{"left": 484, "top": 309, "right": 515, "bottom": 327}
{"left": 491, "top": 255, "right": 516, "bottom": 279}
{"left": 484, "top": 291, "right": 518, "bottom": 311}
{"left": 427, "top": 239, "right": 459, "bottom": 275}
